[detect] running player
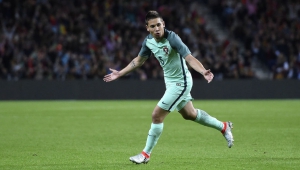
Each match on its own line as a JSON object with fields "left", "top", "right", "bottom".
{"left": 103, "top": 10, "right": 234, "bottom": 164}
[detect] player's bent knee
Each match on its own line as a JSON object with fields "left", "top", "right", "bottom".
{"left": 151, "top": 106, "right": 169, "bottom": 123}
{"left": 179, "top": 112, "right": 189, "bottom": 120}
{"left": 179, "top": 109, "right": 197, "bottom": 121}
{"left": 152, "top": 118, "right": 163, "bottom": 123}
{"left": 180, "top": 113, "right": 194, "bottom": 120}
{"left": 151, "top": 113, "right": 165, "bottom": 123}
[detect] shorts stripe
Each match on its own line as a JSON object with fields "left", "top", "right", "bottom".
{"left": 167, "top": 57, "right": 187, "bottom": 111}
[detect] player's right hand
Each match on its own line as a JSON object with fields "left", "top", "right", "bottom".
{"left": 103, "top": 68, "right": 120, "bottom": 82}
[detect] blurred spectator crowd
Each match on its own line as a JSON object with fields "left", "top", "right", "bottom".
{"left": 205, "top": 0, "right": 300, "bottom": 79}
{"left": 0, "top": 0, "right": 299, "bottom": 80}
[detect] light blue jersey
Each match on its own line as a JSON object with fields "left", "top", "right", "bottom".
{"left": 138, "top": 29, "right": 192, "bottom": 85}
{"left": 139, "top": 29, "right": 194, "bottom": 112}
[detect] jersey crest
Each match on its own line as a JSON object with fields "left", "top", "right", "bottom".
{"left": 163, "top": 46, "right": 169, "bottom": 55}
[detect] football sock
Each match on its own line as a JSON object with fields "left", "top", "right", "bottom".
{"left": 194, "top": 109, "right": 224, "bottom": 131}
{"left": 142, "top": 151, "right": 150, "bottom": 158}
{"left": 143, "top": 123, "right": 164, "bottom": 155}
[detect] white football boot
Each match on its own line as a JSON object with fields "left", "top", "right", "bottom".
{"left": 129, "top": 152, "right": 150, "bottom": 164}
{"left": 222, "top": 121, "right": 234, "bottom": 148}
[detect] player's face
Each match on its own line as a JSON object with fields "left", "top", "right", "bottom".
{"left": 146, "top": 18, "right": 165, "bottom": 41}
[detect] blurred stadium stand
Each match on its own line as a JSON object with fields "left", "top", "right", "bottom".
{"left": 0, "top": 0, "right": 299, "bottom": 81}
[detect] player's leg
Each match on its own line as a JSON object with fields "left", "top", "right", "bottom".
{"left": 178, "top": 101, "right": 234, "bottom": 148}
{"left": 179, "top": 101, "right": 223, "bottom": 130}
{"left": 129, "top": 105, "right": 169, "bottom": 164}
{"left": 143, "top": 105, "right": 169, "bottom": 154}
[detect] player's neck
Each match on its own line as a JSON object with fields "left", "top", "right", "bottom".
{"left": 154, "top": 33, "right": 165, "bottom": 42}
{"left": 154, "top": 38, "right": 163, "bottom": 42}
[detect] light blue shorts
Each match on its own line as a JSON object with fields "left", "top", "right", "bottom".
{"left": 157, "top": 82, "right": 193, "bottom": 112}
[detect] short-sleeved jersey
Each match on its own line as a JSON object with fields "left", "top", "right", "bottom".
{"left": 138, "top": 29, "right": 192, "bottom": 85}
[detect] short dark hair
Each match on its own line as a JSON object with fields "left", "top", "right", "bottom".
{"left": 145, "top": 10, "right": 163, "bottom": 25}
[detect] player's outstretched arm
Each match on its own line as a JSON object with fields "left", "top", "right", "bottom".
{"left": 103, "top": 56, "right": 147, "bottom": 82}
{"left": 185, "top": 54, "right": 214, "bottom": 83}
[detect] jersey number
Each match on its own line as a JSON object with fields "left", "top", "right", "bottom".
{"left": 158, "top": 56, "right": 164, "bottom": 65}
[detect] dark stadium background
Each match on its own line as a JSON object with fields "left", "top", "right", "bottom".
{"left": 0, "top": 0, "right": 299, "bottom": 99}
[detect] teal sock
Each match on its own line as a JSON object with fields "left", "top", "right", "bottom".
{"left": 194, "top": 109, "right": 224, "bottom": 131}
{"left": 143, "top": 123, "right": 164, "bottom": 155}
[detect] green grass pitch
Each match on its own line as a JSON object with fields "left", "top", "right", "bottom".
{"left": 0, "top": 100, "right": 299, "bottom": 170}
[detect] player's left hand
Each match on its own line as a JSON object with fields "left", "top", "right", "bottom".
{"left": 203, "top": 69, "right": 214, "bottom": 83}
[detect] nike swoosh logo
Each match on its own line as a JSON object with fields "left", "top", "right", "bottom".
{"left": 162, "top": 101, "right": 168, "bottom": 105}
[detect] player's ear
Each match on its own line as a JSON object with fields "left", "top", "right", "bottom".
{"left": 160, "top": 18, "right": 165, "bottom": 28}
{"left": 146, "top": 25, "right": 149, "bottom": 32}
